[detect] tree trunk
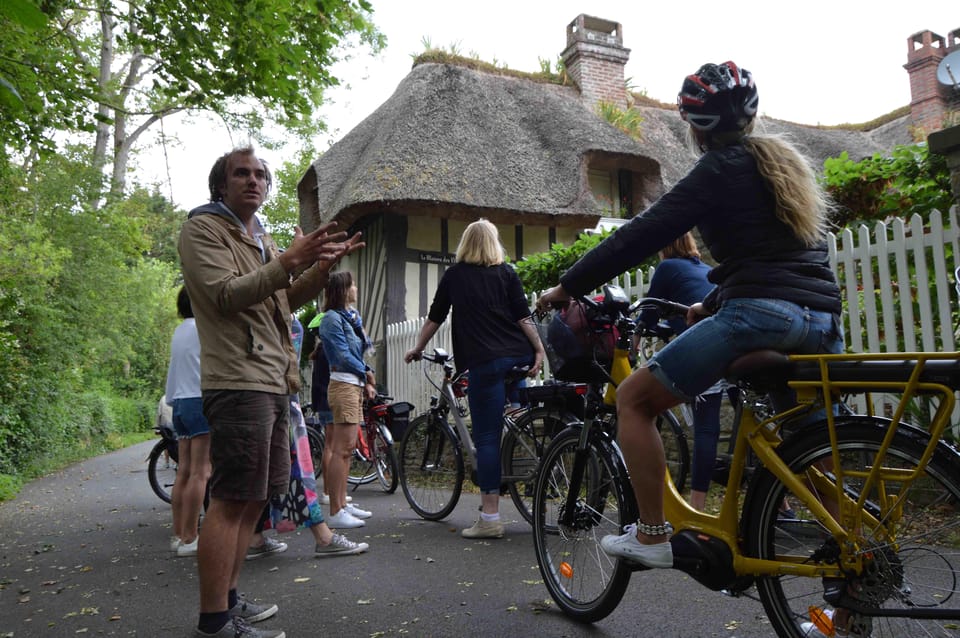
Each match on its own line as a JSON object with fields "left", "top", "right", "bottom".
{"left": 92, "top": 1, "right": 113, "bottom": 178}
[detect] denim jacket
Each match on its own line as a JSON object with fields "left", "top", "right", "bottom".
{"left": 318, "top": 309, "right": 368, "bottom": 382}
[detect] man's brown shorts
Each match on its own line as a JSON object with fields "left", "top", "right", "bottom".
{"left": 328, "top": 380, "right": 363, "bottom": 424}
{"left": 203, "top": 390, "right": 290, "bottom": 501}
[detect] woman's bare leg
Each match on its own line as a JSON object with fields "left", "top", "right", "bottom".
{"left": 616, "top": 367, "right": 682, "bottom": 544}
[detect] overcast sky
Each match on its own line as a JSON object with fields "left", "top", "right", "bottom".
{"left": 142, "top": 0, "right": 954, "bottom": 210}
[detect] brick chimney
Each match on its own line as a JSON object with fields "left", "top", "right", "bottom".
{"left": 904, "top": 28, "right": 960, "bottom": 135}
{"left": 560, "top": 15, "right": 630, "bottom": 111}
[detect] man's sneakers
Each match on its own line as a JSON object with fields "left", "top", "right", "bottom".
{"left": 599, "top": 523, "right": 673, "bottom": 568}
{"left": 195, "top": 617, "right": 284, "bottom": 638}
{"left": 195, "top": 594, "right": 282, "bottom": 638}
{"left": 315, "top": 533, "right": 369, "bottom": 557}
{"left": 245, "top": 536, "right": 288, "bottom": 561}
{"left": 229, "top": 594, "right": 278, "bottom": 623}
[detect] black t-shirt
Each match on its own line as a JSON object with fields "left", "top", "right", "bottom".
{"left": 427, "top": 262, "right": 534, "bottom": 371}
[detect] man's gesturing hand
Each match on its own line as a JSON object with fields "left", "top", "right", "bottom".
{"left": 280, "top": 223, "right": 364, "bottom": 274}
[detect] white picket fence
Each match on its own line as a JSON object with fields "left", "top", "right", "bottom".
{"left": 386, "top": 207, "right": 960, "bottom": 426}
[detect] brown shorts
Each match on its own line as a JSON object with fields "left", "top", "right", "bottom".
{"left": 328, "top": 380, "right": 363, "bottom": 424}
{"left": 203, "top": 390, "right": 290, "bottom": 501}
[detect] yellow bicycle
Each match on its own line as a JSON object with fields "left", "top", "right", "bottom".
{"left": 532, "top": 288, "right": 960, "bottom": 637}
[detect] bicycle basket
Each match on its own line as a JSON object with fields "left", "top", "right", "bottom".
{"left": 386, "top": 401, "right": 414, "bottom": 440}
{"left": 536, "top": 301, "right": 615, "bottom": 383}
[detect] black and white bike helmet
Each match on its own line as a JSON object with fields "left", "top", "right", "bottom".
{"left": 677, "top": 61, "right": 758, "bottom": 132}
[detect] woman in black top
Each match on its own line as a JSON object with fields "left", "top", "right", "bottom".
{"left": 538, "top": 61, "right": 843, "bottom": 569}
{"left": 405, "top": 219, "right": 545, "bottom": 539}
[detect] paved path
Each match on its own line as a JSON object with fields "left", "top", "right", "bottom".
{"left": 0, "top": 441, "right": 777, "bottom": 637}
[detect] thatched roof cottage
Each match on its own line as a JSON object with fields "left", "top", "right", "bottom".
{"left": 298, "top": 14, "right": 956, "bottom": 382}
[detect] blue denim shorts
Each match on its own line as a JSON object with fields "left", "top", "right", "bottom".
{"left": 647, "top": 298, "right": 844, "bottom": 402}
{"left": 171, "top": 397, "right": 210, "bottom": 439}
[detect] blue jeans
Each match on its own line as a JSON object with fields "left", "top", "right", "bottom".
{"left": 466, "top": 354, "right": 533, "bottom": 494}
{"left": 648, "top": 298, "right": 844, "bottom": 401}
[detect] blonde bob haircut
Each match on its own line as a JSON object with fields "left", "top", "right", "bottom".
{"left": 455, "top": 219, "right": 505, "bottom": 266}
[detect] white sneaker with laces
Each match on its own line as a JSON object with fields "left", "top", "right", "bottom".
{"left": 177, "top": 537, "right": 199, "bottom": 557}
{"left": 599, "top": 523, "right": 673, "bottom": 568}
{"left": 326, "top": 509, "right": 365, "bottom": 528}
{"left": 344, "top": 503, "right": 372, "bottom": 519}
{"left": 315, "top": 533, "right": 369, "bottom": 557}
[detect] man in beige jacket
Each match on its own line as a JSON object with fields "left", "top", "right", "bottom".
{"left": 179, "top": 146, "right": 361, "bottom": 638}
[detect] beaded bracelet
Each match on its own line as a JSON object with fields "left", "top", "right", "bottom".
{"left": 636, "top": 519, "right": 673, "bottom": 536}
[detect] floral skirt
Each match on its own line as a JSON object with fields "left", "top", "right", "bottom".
{"left": 263, "top": 398, "right": 324, "bottom": 532}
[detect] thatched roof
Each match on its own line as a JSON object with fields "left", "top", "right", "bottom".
{"left": 299, "top": 59, "right": 916, "bottom": 233}
{"left": 299, "top": 62, "right": 659, "bottom": 231}
{"left": 629, "top": 106, "right": 915, "bottom": 189}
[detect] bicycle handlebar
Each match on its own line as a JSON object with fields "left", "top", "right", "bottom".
{"left": 421, "top": 348, "right": 453, "bottom": 365}
{"left": 628, "top": 297, "right": 690, "bottom": 319}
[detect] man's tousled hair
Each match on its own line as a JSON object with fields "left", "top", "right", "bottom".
{"left": 207, "top": 145, "right": 273, "bottom": 202}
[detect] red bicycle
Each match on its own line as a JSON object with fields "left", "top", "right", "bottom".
{"left": 346, "top": 393, "right": 410, "bottom": 494}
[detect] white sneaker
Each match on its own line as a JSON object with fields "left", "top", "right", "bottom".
{"left": 170, "top": 536, "right": 182, "bottom": 552}
{"left": 461, "top": 517, "right": 504, "bottom": 539}
{"left": 326, "top": 509, "right": 365, "bottom": 528}
{"left": 344, "top": 503, "right": 372, "bottom": 519}
{"left": 320, "top": 494, "right": 351, "bottom": 505}
{"left": 177, "top": 537, "right": 199, "bottom": 557}
{"left": 599, "top": 523, "right": 673, "bottom": 568}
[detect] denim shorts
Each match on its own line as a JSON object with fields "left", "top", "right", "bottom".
{"left": 171, "top": 397, "right": 209, "bottom": 439}
{"left": 647, "top": 298, "right": 844, "bottom": 402}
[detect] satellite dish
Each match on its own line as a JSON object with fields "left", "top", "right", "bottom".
{"left": 937, "top": 50, "right": 960, "bottom": 89}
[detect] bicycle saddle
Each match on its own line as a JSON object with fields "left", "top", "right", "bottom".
{"left": 725, "top": 350, "right": 793, "bottom": 390}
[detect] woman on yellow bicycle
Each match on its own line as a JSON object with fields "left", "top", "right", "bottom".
{"left": 538, "top": 61, "right": 843, "bottom": 569}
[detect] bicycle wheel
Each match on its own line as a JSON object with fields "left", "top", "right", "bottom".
{"left": 147, "top": 439, "right": 177, "bottom": 504}
{"left": 502, "top": 407, "right": 578, "bottom": 525}
{"left": 656, "top": 408, "right": 689, "bottom": 493}
{"left": 374, "top": 423, "right": 399, "bottom": 493}
{"left": 743, "top": 416, "right": 960, "bottom": 638}
{"left": 307, "top": 425, "right": 325, "bottom": 479}
{"left": 533, "top": 427, "right": 635, "bottom": 622}
{"left": 348, "top": 424, "right": 378, "bottom": 486}
{"left": 399, "top": 413, "right": 464, "bottom": 520}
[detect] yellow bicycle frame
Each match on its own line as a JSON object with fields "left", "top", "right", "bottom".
{"left": 603, "top": 344, "right": 635, "bottom": 407}
{"left": 658, "top": 351, "right": 959, "bottom": 579}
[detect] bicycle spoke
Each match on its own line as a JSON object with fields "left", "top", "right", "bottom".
{"left": 533, "top": 430, "right": 632, "bottom": 622}
{"left": 746, "top": 418, "right": 960, "bottom": 638}
{"left": 399, "top": 415, "right": 463, "bottom": 520}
